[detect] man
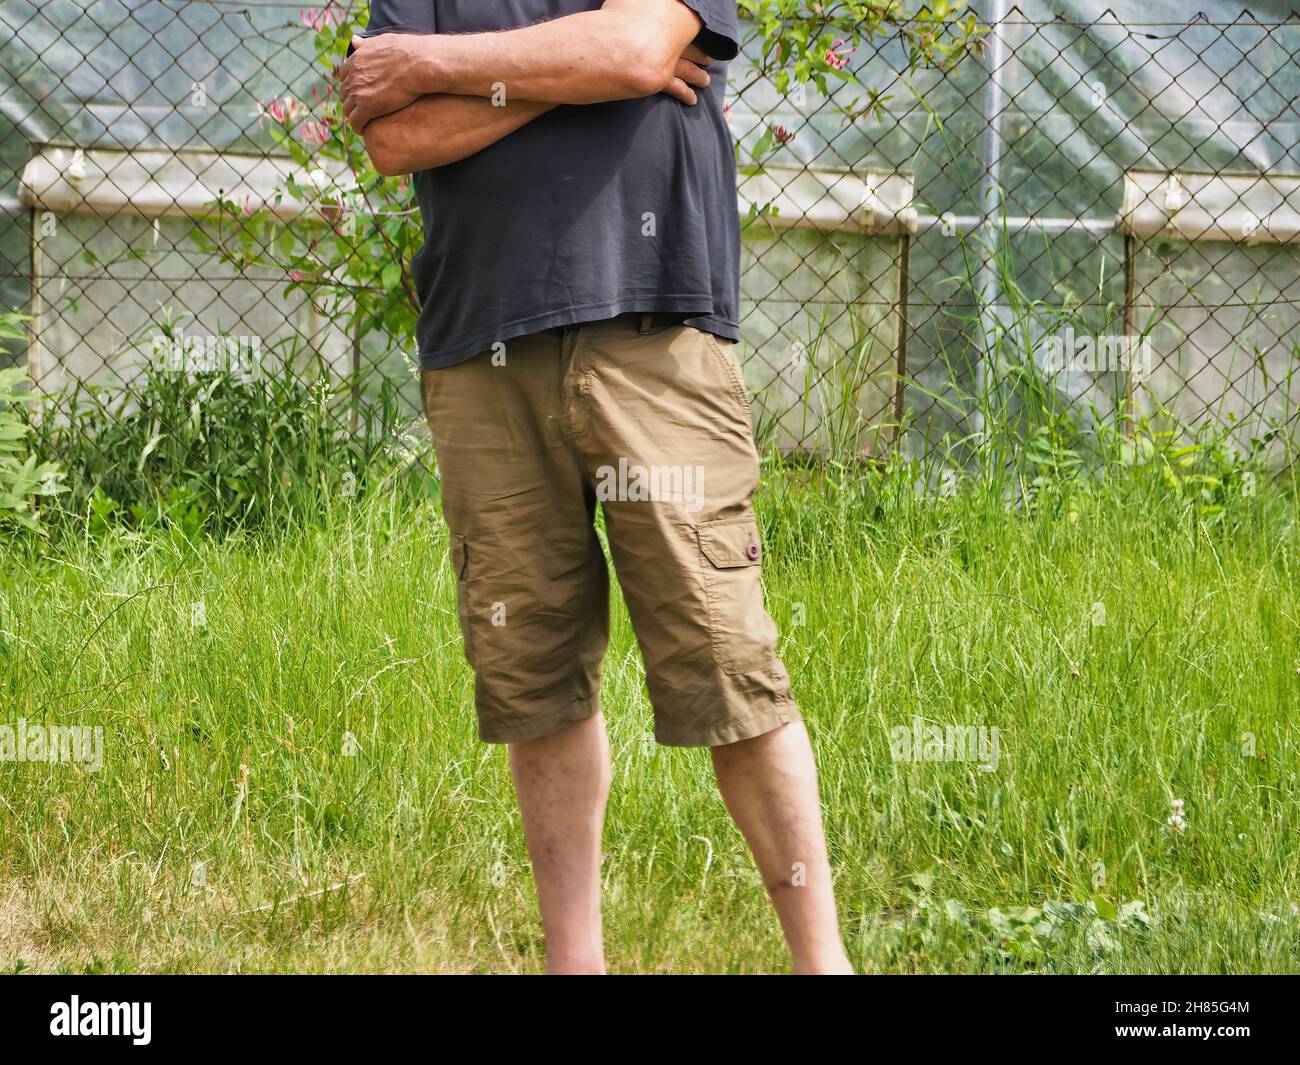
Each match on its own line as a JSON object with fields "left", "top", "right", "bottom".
{"left": 342, "top": 0, "right": 851, "bottom": 975}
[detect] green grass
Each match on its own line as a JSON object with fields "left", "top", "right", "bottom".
{"left": 1, "top": 460, "right": 1297, "bottom": 973}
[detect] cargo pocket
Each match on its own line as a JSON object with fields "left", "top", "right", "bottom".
{"left": 697, "top": 517, "right": 778, "bottom": 675}
{"left": 450, "top": 533, "right": 476, "bottom": 667}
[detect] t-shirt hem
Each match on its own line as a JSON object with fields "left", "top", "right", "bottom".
{"left": 417, "top": 297, "right": 741, "bottom": 369}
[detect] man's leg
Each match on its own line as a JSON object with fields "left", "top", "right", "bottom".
{"left": 711, "top": 722, "right": 853, "bottom": 974}
{"left": 509, "top": 713, "right": 611, "bottom": 974}
{"left": 421, "top": 331, "right": 612, "bottom": 974}
{"left": 574, "top": 317, "right": 850, "bottom": 972}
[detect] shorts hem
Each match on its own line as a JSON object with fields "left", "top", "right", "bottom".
{"left": 654, "top": 696, "right": 801, "bottom": 748}
{"left": 476, "top": 698, "right": 601, "bottom": 745}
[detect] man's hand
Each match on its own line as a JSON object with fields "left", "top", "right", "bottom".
{"left": 341, "top": 34, "right": 424, "bottom": 134}
{"left": 343, "top": 35, "right": 715, "bottom": 134}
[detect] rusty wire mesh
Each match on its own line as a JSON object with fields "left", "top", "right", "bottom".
{"left": 1, "top": 2, "right": 1298, "bottom": 490}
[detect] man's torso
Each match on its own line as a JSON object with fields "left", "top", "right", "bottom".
{"left": 365, "top": 0, "right": 742, "bottom": 368}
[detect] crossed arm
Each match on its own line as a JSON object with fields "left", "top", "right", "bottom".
{"left": 341, "top": 0, "right": 714, "bottom": 175}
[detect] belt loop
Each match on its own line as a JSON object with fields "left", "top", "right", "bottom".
{"left": 639, "top": 314, "right": 654, "bottom": 335}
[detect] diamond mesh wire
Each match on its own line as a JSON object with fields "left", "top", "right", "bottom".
{"left": 1, "top": 2, "right": 1297, "bottom": 475}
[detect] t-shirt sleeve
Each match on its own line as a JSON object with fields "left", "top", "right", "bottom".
{"left": 361, "top": 0, "right": 436, "bottom": 38}
{"left": 677, "top": 0, "right": 741, "bottom": 61}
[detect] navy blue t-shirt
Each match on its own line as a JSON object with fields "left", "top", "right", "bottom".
{"left": 361, "top": 1, "right": 742, "bottom": 368}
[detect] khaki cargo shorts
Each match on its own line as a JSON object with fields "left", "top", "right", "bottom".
{"left": 421, "top": 314, "right": 798, "bottom": 747}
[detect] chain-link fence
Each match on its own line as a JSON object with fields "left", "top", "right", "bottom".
{"left": 2, "top": 1, "right": 1298, "bottom": 492}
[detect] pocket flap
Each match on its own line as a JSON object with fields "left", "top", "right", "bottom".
{"left": 697, "top": 519, "right": 762, "bottom": 568}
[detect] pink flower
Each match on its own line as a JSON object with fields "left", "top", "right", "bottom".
{"left": 723, "top": 102, "right": 733, "bottom": 125}
{"left": 772, "top": 124, "right": 795, "bottom": 144}
{"left": 300, "top": 7, "right": 341, "bottom": 32}
{"left": 287, "top": 269, "right": 306, "bottom": 283}
{"left": 239, "top": 193, "right": 256, "bottom": 216}
{"left": 266, "top": 96, "right": 301, "bottom": 124}
{"left": 825, "top": 38, "right": 855, "bottom": 70}
{"left": 299, "top": 119, "right": 330, "bottom": 146}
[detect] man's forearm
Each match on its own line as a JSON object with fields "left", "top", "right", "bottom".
{"left": 402, "top": 1, "right": 699, "bottom": 103}
{"left": 342, "top": 0, "right": 707, "bottom": 131}
{"left": 363, "top": 95, "right": 554, "bottom": 175}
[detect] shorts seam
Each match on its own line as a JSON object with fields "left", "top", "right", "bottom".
{"left": 703, "top": 331, "right": 752, "bottom": 419}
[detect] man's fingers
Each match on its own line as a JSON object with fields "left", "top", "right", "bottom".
{"left": 343, "top": 97, "right": 369, "bottom": 133}
{"left": 664, "top": 44, "right": 717, "bottom": 103}
{"left": 673, "top": 57, "right": 710, "bottom": 90}
{"left": 680, "top": 44, "right": 714, "bottom": 67}
{"left": 662, "top": 78, "right": 698, "bottom": 106}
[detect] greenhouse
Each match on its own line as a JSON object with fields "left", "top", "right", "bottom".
{"left": 2, "top": 1, "right": 1297, "bottom": 462}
